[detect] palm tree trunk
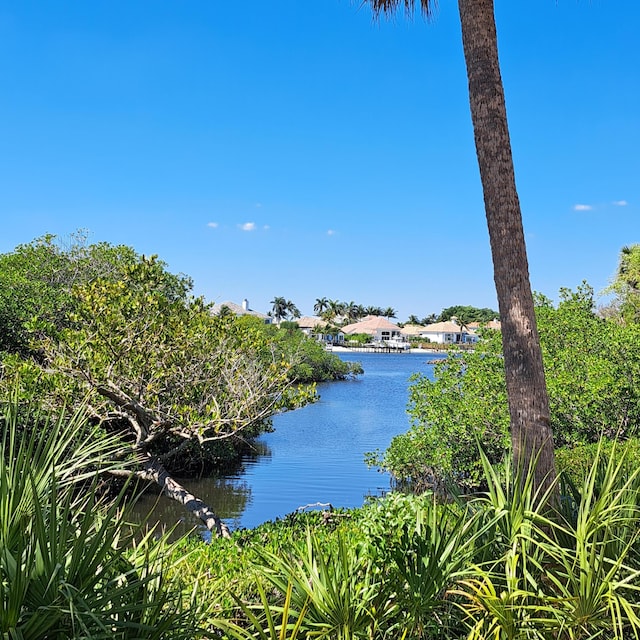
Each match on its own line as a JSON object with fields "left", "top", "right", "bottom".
{"left": 458, "top": 0, "right": 556, "bottom": 495}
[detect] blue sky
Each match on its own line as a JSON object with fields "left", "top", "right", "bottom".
{"left": 0, "top": 0, "right": 637, "bottom": 321}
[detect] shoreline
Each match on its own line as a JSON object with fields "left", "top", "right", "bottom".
{"left": 329, "top": 345, "right": 448, "bottom": 355}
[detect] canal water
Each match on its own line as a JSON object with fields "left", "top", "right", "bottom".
{"left": 131, "top": 351, "right": 444, "bottom": 536}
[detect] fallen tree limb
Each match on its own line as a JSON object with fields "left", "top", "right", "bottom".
{"left": 112, "top": 454, "right": 231, "bottom": 539}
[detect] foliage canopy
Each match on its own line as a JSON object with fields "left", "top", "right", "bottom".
{"left": 375, "top": 283, "right": 640, "bottom": 490}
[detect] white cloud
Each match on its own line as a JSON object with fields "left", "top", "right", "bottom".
{"left": 207, "top": 222, "right": 219, "bottom": 228}
{"left": 613, "top": 200, "right": 628, "bottom": 206}
{"left": 573, "top": 204, "right": 593, "bottom": 211}
{"left": 263, "top": 224, "right": 270, "bottom": 230}
{"left": 239, "top": 222, "right": 256, "bottom": 231}
{"left": 327, "top": 229, "right": 336, "bottom": 236}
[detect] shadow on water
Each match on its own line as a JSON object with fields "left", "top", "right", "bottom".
{"left": 127, "top": 351, "right": 445, "bottom": 537}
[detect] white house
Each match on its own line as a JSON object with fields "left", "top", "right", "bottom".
{"left": 341, "top": 315, "right": 406, "bottom": 345}
{"left": 411, "top": 320, "right": 478, "bottom": 345}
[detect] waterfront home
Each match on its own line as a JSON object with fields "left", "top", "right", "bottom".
{"left": 341, "top": 315, "right": 405, "bottom": 345}
{"left": 415, "top": 320, "right": 478, "bottom": 345}
{"left": 295, "top": 316, "right": 345, "bottom": 345}
{"left": 400, "top": 324, "right": 426, "bottom": 339}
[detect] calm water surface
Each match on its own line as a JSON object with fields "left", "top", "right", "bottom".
{"left": 133, "top": 351, "right": 444, "bottom": 535}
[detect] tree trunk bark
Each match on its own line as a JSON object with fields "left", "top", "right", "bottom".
{"left": 457, "top": 0, "right": 556, "bottom": 495}
{"left": 139, "top": 454, "right": 231, "bottom": 539}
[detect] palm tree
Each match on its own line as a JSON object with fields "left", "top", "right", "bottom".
{"left": 270, "top": 296, "right": 288, "bottom": 323}
{"left": 363, "top": 0, "right": 556, "bottom": 493}
{"left": 344, "top": 301, "right": 360, "bottom": 322}
{"left": 326, "top": 299, "right": 345, "bottom": 323}
{"left": 407, "top": 314, "right": 421, "bottom": 326}
{"left": 383, "top": 306, "right": 397, "bottom": 321}
{"left": 314, "top": 297, "right": 329, "bottom": 316}
{"left": 286, "top": 299, "right": 301, "bottom": 319}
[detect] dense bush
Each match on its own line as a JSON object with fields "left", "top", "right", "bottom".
{"left": 373, "top": 283, "right": 640, "bottom": 490}
{"left": 0, "top": 386, "right": 208, "bottom": 639}
{"left": 251, "top": 318, "right": 363, "bottom": 383}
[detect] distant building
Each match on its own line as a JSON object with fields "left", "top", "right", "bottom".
{"left": 467, "top": 319, "right": 501, "bottom": 331}
{"left": 341, "top": 315, "right": 405, "bottom": 344}
{"left": 399, "top": 324, "right": 426, "bottom": 339}
{"left": 295, "top": 316, "right": 345, "bottom": 344}
{"left": 410, "top": 320, "right": 478, "bottom": 345}
{"left": 210, "top": 298, "right": 272, "bottom": 324}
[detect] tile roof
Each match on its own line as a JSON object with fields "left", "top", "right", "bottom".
{"left": 341, "top": 315, "right": 401, "bottom": 335}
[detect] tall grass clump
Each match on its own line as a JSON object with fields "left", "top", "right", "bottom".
{"left": 453, "top": 444, "right": 640, "bottom": 639}
{"left": 0, "top": 382, "right": 207, "bottom": 639}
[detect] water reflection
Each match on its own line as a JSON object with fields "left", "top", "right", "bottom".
{"left": 128, "top": 440, "right": 272, "bottom": 539}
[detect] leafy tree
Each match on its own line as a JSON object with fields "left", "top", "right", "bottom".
{"left": 43, "top": 258, "right": 314, "bottom": 536}
{"left": 538, "top": 283, "right": 640, "bottom": 443}
{"left": 346, "top": 333, "right": 372, "bottom": 346}
{"left": 0, "top": 232, "right": 142, "bottom": 356}
{"left": 437, "top": 305, "right": 499, "bottom": 324}
{"left": 361, "top": 0, "right": 555, "bottom": 494}
{"left": 608, "top": 244, "right": 640, "bottom": 324}
{"left": 1, "top": 238, "right": 316, "bottom": 537}
{"left": 268, "top": 325, "right": 363, "bottom": 383}
{"left": 375, "top": 284, "right": 640, "bottom": 490}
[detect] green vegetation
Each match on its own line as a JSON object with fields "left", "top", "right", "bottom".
{"left": 345, "top": 332, "right": 372, "bottom": 347}
{"left": 5, "top": 233, "right": 640, "bottom": 637}
{"left": 305, "top": 302, "right": 498, "bottom": 330}
{"left": 0, "top": 233, "right": 361, "bottom": 536}
{"left": 166, "top": 444, "right": 640, "bottom": 639}
{"left": 605, "top": 243, "right": 640, "bottom": 324}
{"left": 436, "top": 305, "right": 499, "bottom": 325}
{"left": 269, "top": 297, "right": 301, "bottom": 322}
{"left": 371, "top": 282, "right": 640, "bottom": 491}
{"left": 0, "top": 386, "right": 207, "bottom": 639}
{"left": 6, "top": 379, "right": 640, "bottom": 639}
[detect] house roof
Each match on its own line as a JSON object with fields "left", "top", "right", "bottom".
{"left": 400, "top": 324, "right": 426, "bottom": 336}
{"left": 341, "top": 315, "right": 401, "bottom": 335}
{"left": 467, "top": 319, "right": 501, "bottom": 330}
{"left": 210, "top": 301, "right": 269, "bottom": 319}
{"left": 421, "top": 321, "right": 476, "bottom": 334}
{"left": 295, "top": 315, "right": 322, "bottom": 329}
{"left": 296, "top": 316, "right": 344, "bottom": 332}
